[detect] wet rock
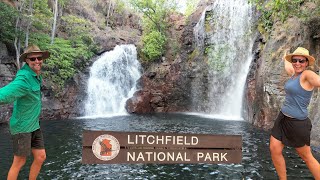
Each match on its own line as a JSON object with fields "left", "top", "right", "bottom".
{"left": 125, "top": 90, "right": 152, "bottom": 113}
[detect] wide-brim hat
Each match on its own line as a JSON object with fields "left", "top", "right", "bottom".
{"left": 19, "top": 44, "right": 50, "bottom": 61}
{"left": 285, "top": 47, "right": 315, "bottom": 66}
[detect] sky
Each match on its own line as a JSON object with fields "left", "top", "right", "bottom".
{"left": 177, "top": 0, "right": 187, "bottom": 13}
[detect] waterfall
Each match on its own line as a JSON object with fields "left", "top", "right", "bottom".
{"left": 193, "top": 0, "right": 256, "bottom": 120}
{"left": 85, "top": 45, "right": 142, "bottom": 117}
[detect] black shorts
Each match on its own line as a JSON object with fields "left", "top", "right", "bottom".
{"left": 271, "top": 111, "right": 312, "bottom": 148}
{"left": 12, "top": 129, "right": 45, "bottom": 156}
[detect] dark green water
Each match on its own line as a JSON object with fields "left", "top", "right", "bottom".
{"left": 0, "top": 113, "right": 319, "bottom": 179}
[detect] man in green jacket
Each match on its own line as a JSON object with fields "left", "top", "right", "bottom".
{"left": 0, "top": 44, "right": 50, "bottom": 180}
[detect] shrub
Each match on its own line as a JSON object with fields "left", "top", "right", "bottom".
{"left": 0, "top": 2, "right": 18, "bottom": 43}
{"left": 141, "top": 31, "right": 167, "bottom": 61}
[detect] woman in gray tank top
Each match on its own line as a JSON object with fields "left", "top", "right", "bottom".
{"left": 270, "top": 47, "right": 320, "bottom": 179}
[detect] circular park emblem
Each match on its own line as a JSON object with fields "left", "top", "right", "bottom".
{"left": 92, "top": 134, "right": 120, "bottom": 161}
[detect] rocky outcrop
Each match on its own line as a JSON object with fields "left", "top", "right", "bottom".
{"left": 40, "top": 71, "right": 88, "bottom": 119}
{"left": 62, "top": 0, "right": 142, "bottom": 54}
{"left": 0, "top": 42, "right": 16, "bottom": 123}
{"left": 246, "top": 3, "right": 320, "bottom": 147}
{"left": 125, "top": 2, "right": 209, "bottom": 113}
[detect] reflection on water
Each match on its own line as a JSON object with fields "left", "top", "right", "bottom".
{"left": 0, "top": 113, "right": 319, "bottom": 179}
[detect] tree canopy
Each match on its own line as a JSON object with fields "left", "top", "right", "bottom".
{"left": 0, "top": 0, "right": 95, "bottom": 95}
{"left": 130, "top": 0, "right": 178, "bottom": 61}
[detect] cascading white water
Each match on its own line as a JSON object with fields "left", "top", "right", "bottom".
{"left": 194, "top": 0, "right": 255, "bottom": 120}
{"left": 85, "top": 45, "right": 141, "bottom": 117}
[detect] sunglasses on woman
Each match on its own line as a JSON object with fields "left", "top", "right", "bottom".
{"left": 291, "top": 58, "right": 307, "bottom": 63}
{"left": 28, "top": 57, "right": 43, "bottom": 61}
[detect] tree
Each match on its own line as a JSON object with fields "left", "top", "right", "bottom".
{"left": 51, "top": 0, "right": 58, "bottom": 44}
{"left": 14, "top": 0, "right": 27, "bottom": 69}
{"left": 106, "top": 0, "right": 114, "bottom": 28}
{"left": 25, "top": 0, "right": 34, "bottom": 48}
{"left": 141, "top": 30, "right": 166, "bottom": 60}
{"left": 130, "top": 0, "right": 177, "bottom": 33}
{"left": 0, "top": 2, "right": 18, "bottom": 43}
{"left": 130, "top": 0, "right": 178, "bottom": 61}
{"left": 61, "top": 15, "right": 91, "bottom": 45}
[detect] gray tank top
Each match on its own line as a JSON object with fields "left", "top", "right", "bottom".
{"left": 281, "top": 73, "right": 313, "bottom": 120}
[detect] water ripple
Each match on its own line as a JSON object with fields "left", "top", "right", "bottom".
{"left": 0, "top": 114, "right": 319, "bottom": 179}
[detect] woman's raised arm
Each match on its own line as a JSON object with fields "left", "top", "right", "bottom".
{"left": 283, "top": 51, "right": 294, "bottom": 76}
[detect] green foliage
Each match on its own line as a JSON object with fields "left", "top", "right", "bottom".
{"left": 58, "top": 0, "right": 68, "bottom": 7}
{"left": 204, "top": 11, "right": 214, "bottom": 32}
{"left": 114, "top": 0, "right": 126, "bottom": 13}
{"left": 185, "top": 0, "right": 200, "bottom": 17}
{"left": 250, "top": 0, "right": 305, "bottom": 33}
{"left": 32, "top": 0, "right": 53, "bottom": 32}
{"left": 29, "top": 33, "right": 95, "bottom": 95}
{"left": 141, "top": 31, "right": 166, "bottom": 61}
{"left": 0, "top": 2, "right": 18, "bottom": 43}
{"left": 130, "top": 0, "right": 178, "bottom": 61}
{"left": 61, "top": 15, "right": 91, "bottom": 45}
{"left": 204, "top": 45, "right": 213, "bottom": 55}
{"left": 189, "top": 49, "right": 199, "bottom": 61}
{"left": 0, "top": 0, "right": 96, "bottom": 96}
{"left": 130, "top": 0, "right": 177, "bottom": 33}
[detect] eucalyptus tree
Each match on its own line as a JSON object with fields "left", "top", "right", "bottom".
{"left": 130, "top": 0, "right": 178, "bottom": 61}
{"left": 50, "top": 0, "right": 67, "bottom": 44}
{"left": 130, "top": 0, "right": 177, "bottom": 33}
{"left": 10, "top": 0, "right": 53, "bottom": 69}
{"left": 51, "top": 0, "right": 58, "bottom": 44}
{"left": 13, "top": 0, "right": 27, "bottom": 69}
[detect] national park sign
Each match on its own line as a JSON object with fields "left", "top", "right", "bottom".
{"left": 82, "top": 130, "right": 242, "bottom": 164}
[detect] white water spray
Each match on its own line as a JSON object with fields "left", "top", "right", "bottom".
{"left": 85, "top": 45, "right": 141, "bottom": 117}
{"left": 194, "top": 0, "right": 256, "bottom": 120}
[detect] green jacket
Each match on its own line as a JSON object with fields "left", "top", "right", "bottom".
{"left": 0, "top": 64, "right": 42, "bottom": 135}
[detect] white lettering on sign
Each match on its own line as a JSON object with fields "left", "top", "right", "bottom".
{"left": 127, "top": 135, "right": 199, "bottom": 145}
{"left": 197, "top": 152, "right": 228, "bottom": 162}
{"left": 127, "top": 152, "right": 191, "bottom": 162}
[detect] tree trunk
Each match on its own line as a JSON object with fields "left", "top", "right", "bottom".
{"left": 106, "top": 0, "right": 113, "bottom": 28}
{"left": 51, "top": 0, "right": 58, "bottom": 44}
{"left": 25, "top": 0, "right": 34, "bottom": 48}
{"left": 14, "top": 0, "right": 26, "bottom": 70}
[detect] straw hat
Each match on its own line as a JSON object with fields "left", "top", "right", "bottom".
{"left": 284, "top": 47, "right": 315, "bottom": 66}
{"left": 19, "top": 44, "right": 50, "bottom": 61}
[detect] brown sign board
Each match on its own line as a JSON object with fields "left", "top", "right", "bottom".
{"left": 82, "top": 130, "right": 242, "bottom": 164}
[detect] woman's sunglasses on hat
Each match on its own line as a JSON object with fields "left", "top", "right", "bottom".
{"left": 291, "top": 58, "right": 307, "bottom": 64}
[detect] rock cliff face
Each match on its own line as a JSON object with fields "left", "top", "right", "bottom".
{"left": 126, "top": 1, "right": 320, "bottom": 148}
{"left": 0, "top": 43, "right": 16, "bottom": 123}
{"left": 246, "top": 3, "right": 320, "bottom": 147}
{"left": 125, "top": 2, "right": 209, "bottom": 113}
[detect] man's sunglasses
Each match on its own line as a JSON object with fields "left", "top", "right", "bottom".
{"left": 291, "top": 58, "right": 307, "bottom": 63}
{"left": 28, "top": 57, "right": 43, "bottom": 61}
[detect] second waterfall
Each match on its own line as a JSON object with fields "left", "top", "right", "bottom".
{"left": 193, "top": 0, "right": 256, "bottom": 120}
